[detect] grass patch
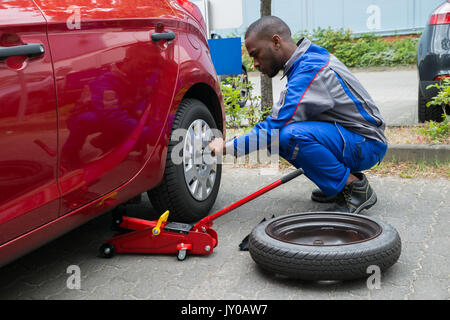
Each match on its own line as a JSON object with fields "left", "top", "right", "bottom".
{"left": 367, "top": 160, "right": 450, "bottom": 179}
{"left": 385, "top": 126, "right": 450, "bottom": 145}
{"left": 223, "top": 158, "right": 450, "bottom": 180}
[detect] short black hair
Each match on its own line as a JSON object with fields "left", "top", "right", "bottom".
{"left": 245, "top": 16, "right": 292, "bottom": 41}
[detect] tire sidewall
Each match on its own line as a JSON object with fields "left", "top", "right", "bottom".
{"left": 249, "top": 212, "right": 401, "bottom": 279}
{"left": 169, "top": 99, "right": 222, "bottom": 220}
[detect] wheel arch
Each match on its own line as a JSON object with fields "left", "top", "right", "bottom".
{"left": 182, "top": 82, "right": 225, "bottom": 134}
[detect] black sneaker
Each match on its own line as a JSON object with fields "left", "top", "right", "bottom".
{"left": 311, "top": 188, "right": 338, "bottom": 203}
{"left": 325, "top": 173, "right": 377, "bottom": 214}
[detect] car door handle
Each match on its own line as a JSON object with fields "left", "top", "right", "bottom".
{"left": 0, "top": 43, "right": 45, "bottom": 60}
{"left": 151, "top": 31, "right": 176, "bottom": 42}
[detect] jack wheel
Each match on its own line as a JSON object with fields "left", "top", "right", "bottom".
{"left": 177, "top": 250, "right": 187, "bottom": 261}
{"left": 99, "top": 243, "right": 116, "bottom": 259}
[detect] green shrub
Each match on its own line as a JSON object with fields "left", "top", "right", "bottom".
{"left": 220, "top": 77, "right": 266, "bottom": 128}
{"left": 293, "top": 27, "right": 418, "bottom": 67}
{"left": 418, "top": 118, "right": 449, "bottom": 143}
{"left": 417, "top": 79, "right": 450, "bottom": 143}
{"left": 220, "top": 77, "right": 245, "bottom": 128}
{"left": 241, "top": 27, "right": 419, "bottom": 71}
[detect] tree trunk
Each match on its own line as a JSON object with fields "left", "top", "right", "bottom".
{"left": 260, "top": 0, "right": 272, "bottom": 16}
{"left": 260, "top": 0, "right": 273, "bottom": 118}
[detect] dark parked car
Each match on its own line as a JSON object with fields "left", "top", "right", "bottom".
{"left": 417, "top": 0, "right": 450, "bottom": 122}
{"left": 0, "top": 0, "right": 225, "bottom": 267}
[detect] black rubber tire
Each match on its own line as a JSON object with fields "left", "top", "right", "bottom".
{"left": 418, "top": 86, "right": 444, "bottom": 123}
{"left": 236, "top": 66, "right": 249, "bottom": 108}
{"left": 248, "top": 212, "right": 401, "bottom": 281}
{"left": 148, "top": 98, "right": 222, "bottom": 223}
{"left": 219, "top": 65, "right": 249, "bottom": 108}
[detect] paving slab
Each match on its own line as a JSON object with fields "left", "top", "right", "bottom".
{"left": 0, "top": 167, "right": 448, "bottom": 300}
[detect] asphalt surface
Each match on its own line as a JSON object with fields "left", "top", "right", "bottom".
{"left": 0, "top": 166, "right": 448, "bottom": 300}
{"left": 248, "top": 66, "right": 419, "bottom": 126}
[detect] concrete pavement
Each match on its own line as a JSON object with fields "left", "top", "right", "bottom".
{"left": 0, "top": 166, "right": 448, "bottom": 300}
{"left": 248, "top": 66, "right": 419, "bottom": 126}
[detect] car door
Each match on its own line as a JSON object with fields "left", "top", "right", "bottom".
{"left": 0, "top": 1, "right": 59, "bottom": 245}
{"left": 33, "top": 0, "right": 179, "bottom": 213}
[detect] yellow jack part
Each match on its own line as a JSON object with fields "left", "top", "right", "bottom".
{"left": 152, "top": 210, "right": 169, "bottom": 236}
{"left": 97, "top": 192, "right": 117, "bottom": 207}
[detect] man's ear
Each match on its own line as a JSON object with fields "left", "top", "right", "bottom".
{"left": 272, "top": 34, "right": 282, "bottom": 49}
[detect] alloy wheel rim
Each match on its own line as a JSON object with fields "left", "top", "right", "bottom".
{"left": 183, "top": 119, "right": 217, "bottom": 201}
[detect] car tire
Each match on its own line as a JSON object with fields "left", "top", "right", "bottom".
{"left": 248, "top": 212, "right": 401, "bottom": 281}
{"left": 148, "top": 98, "right": 221, "bottom": 223}
{"left": 236, "top": 66, "right": 249, "bottom": 108}
{"left": 418, "top": 86, "right": 443, "bottom": 122}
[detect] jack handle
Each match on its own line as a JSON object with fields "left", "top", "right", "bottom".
{"left": 193, "top": 168, "right": 304, "bottom": 231}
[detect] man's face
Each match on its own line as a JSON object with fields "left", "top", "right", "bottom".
{"left": 245, "top": 33, "right": 283, "bottom": 78}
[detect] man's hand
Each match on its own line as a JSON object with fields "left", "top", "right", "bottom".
{"left": 208, "top": 138, "right": 226, "bottom": 156}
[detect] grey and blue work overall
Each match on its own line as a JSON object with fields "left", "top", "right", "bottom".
{"left": 225, "top": 37, "right": 388, "bottom": 197}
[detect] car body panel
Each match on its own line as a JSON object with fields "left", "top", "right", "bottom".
{"left": 33, "top": 0, "right": 180, "bottom": 214}
{"left": 418, "top": 24, "right": 450, "bottom": 98}
{"left": 0, "top": 0, "right": 59, "bottom": 245}
{"left": 170, "top": 1, "right": 225, "bottom": 131}
{"left": 0, "top": 0, "right": 225, "bottom": 267}
{"left": 417, "top": 2, "right": 450, "bottom": 99}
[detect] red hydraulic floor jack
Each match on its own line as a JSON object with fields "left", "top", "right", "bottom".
{"left": 99, "top": 168, "right": 303, "bottom": 261}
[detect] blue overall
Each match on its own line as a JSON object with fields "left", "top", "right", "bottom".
{"left": 226, "top": 38, "right": 388, "bottom": 196}
{"left": 279, "top": 121, "right": 387, "bottom": 196}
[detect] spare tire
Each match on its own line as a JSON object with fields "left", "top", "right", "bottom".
{"left": 249, "top": 212, "right": 401, "bottom": 281}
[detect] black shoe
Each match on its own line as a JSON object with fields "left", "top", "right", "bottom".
{"left": 311, "top": 188, "right": 338, "bottom": 203}
{"left": 311, "top": 172, "right": 363, "bottom": 203}
{"left": 325, "top": 173, "right": 377, "bottom": 214}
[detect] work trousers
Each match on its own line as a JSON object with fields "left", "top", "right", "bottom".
{"left": 279, "top": 121, "right": 387, "bottom": 196}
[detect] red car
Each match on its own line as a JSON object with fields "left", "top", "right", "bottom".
{"left": 0, "top": 0, "right": 225, "bottom": 267}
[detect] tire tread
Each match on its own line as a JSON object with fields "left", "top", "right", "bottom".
{"left": 248, "top": 215, "right": 402, "bottom": 280}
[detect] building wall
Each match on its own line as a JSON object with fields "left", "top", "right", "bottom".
{"left": 210, "top": 0, "right": 444, "bottom": 37}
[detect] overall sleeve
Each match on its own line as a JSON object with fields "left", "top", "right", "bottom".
{"left": 225, "top": 64, "right": 333, "bottom": 157}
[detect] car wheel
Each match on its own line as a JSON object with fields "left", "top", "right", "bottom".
{"left": 418, "top": 86, "right": 444, "bottom": 122}
{"left": 248, "top": 212, "right": 401, "bottom": 281}
{"left": 236, "top": 66, "right": 249, "bottom": 108}
{"left": 148, "top": 98, "right": 221, "bottom": 223}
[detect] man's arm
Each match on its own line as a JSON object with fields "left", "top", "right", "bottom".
{"left": 209, "top": 64, "right": 329, "bottom": 157}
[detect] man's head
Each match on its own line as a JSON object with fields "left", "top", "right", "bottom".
{"left": 245, "top": 16, "right": 296, "bottom": 78}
